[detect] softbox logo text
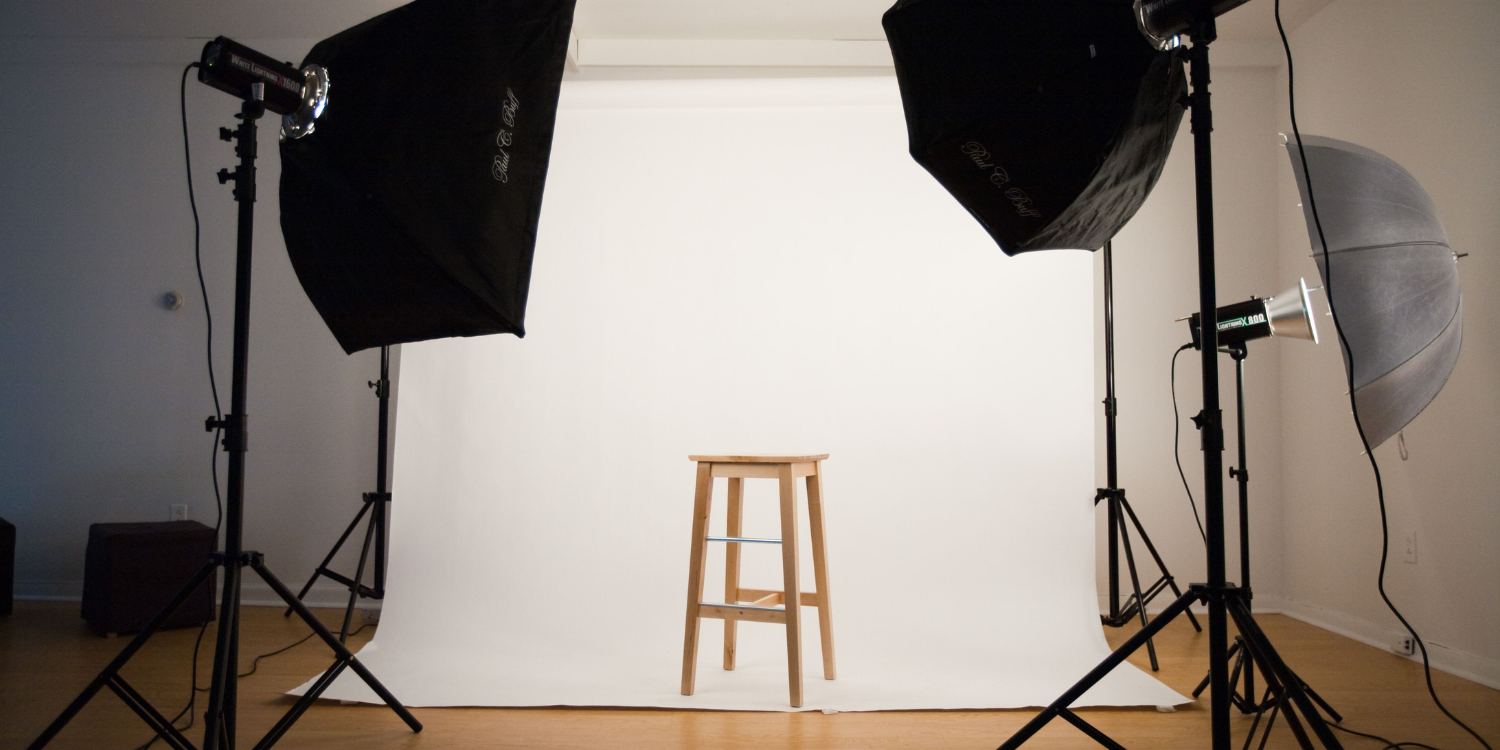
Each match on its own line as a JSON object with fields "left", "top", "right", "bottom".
{"left": 492, "top": 88, "right": 521, "bottom": 183}
{"left": 960, "top": 141, "right": 1042, "bottom": 218}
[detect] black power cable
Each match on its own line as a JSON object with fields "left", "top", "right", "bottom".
{"left": 1331, "top": 721, "right": 1445, "bottom": 750}
{"left": 134, "top": 62, "right": 223, "bottom": 750}
{"left": 1170, "top": 343, "right": 1207, "bottom": 543}
{"left": 237, "top": 622, "right": 371, "bottom": 681}
{"left": 1275, "top": 1, "right": 1491, "bottom": 748}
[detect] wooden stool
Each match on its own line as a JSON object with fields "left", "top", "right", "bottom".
{"left": 680, "top": 454, "right": 836, "bottom": 707}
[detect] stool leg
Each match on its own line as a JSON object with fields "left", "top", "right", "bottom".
{"left": 680, "top": 462, "right": 714, "bottom": 696}
{"left": 723, "top": 477, "right": 744, "bottom": 671}
{"left": 805, "top": 464, "right": 836, "bottom": 680}
{"left": 777, "top": 464, "right": 804, "bottom": 708}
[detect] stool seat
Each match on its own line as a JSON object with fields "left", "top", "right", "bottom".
{"left": 681, "top": 454, "right": 836, "bottom": 707}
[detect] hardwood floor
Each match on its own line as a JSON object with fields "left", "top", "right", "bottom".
{"left": 2, "top": 601, "right": 1496, "bottom": 749}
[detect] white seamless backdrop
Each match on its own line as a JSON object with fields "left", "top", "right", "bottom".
{"left": 308, "top": 77, "right": 1186, "bottom": 711}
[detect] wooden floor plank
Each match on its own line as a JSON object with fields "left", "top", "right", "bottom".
{"left": 2, "top": 601, "right": 1496, "bottom": 749}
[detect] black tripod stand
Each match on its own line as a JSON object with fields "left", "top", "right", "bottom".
{"left": 287, "top": 345, "right": 393, "bottom": 643}
{"left": 999, "top": 21, "right": 1343, "bottom": 750}
{"left": 27, "top": 90, "right": 421, "bottom": 750}
{"left": 1188, "top": 343, "right": 1341, "bottom": 746}
{"left": 1096, "top": 240, "right": 1202, "bottom": 672}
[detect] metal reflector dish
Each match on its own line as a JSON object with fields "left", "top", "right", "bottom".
{"left": 1265, "top": 278, "right": 1318, "bottom": 343}
{"left": 281, "top": 64, "right": 329, "bottom": 141}
{"left": 1286, "top": 135, "right": 1462, "bottom": 448}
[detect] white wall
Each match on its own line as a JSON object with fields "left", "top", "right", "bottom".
{"left": 0, "top": 38, "right": 389, "bottom": 606}
{"left": 1273, "top": 0, "right": 1500, "bottom": 687}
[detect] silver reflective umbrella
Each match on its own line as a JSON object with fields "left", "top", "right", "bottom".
{"left": 1286, "top": 135, "right": 1462, "bottom": 448}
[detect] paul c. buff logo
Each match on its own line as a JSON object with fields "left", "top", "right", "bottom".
{"left": 492, "top": 87, "right": 521, "bottom": 183}
{"left": 960, "top": 141, "right": 1042, "bottom": 218}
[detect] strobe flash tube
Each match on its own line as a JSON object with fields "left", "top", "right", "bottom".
{"left": 1188, "top": 278, "right": 1321, "bottom": 349}
{"left": 198, "top": 36, "right": 329, "bottom": 139}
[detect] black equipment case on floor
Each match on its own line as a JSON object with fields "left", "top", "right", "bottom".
{"left": 81, "top": 521, "right": 217, "bottom": 634}
{"left": 0, "top": 516, "right": 14, "bottom": 616}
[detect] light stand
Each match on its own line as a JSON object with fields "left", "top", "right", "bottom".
{"left": 1097, "top": 240, "right": 1202, "bottom": 671}
{"left": 998, "top": 20, "right": 1344, "bottom": 750}
{"left": 287, "top": 345, "right": 393, "bottom": 642}
{"left": 27, "top": 89, "right": 421, "bottom": 750}
{"left": 1188, "top": 342, "right": 1342, "bottom": 744}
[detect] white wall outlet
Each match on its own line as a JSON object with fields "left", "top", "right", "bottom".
{"left": 170, "top": 504, "right": 189, "bottom": 521}
{"left": 359, "top": 606, "right": 382, "bottom": 625}
{"left": 1393, "top": 636, "right": 1416, "bottom": 656}
{"left": 1402, "top": 530, "right": 1417, "bottom": 564}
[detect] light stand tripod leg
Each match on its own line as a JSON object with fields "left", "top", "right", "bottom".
{"left": 291, "top": 347, "right": 393, "bottom": 630}
{"left": 26, "top": 561, "right": 219, "bottom": 749}
{"left": 255, "top": 659, "right": 351, "bottom": 750}
{"left": 1119, "top": 498, "right": 1201, "bottom": 631}
{"left": 998, "top": 589, "right": 1201, "bottom": 749}
{"left": 1196, "top": 637, "right": 1259, "bottom": 713}
{"left": 106, "top": 675, "right": 198, "bottom": 750}
{"left": 1058, "top": 709, "right": 1131, "bottom": 750}
{"left": 1227, "top": 598, "right": 1342, "bottom": 749}
{"left": 1245, "top": 695, "right": 1281, "bottom": 750}
{"left": 286, "top": 496, "right": 374, "bottom": 616}
{"left": 338, "top": 503, "right": 380, "bottom": 642}
{"left": 1303, "top": 683, "right": 1342, "bottom": 723}
{"left": 201, "top": 557, "right": 243, "bottom": 750}
{"left": 1256, "top": 682, "right": 1318, "bottom": 750}
{"left": 1194, "top": 638, "right": 1240, "bottom": 698}
{"left": 248, "top": 555, "right": 423, "bottom": 737}
{"left": 1115, "top": 511, "right": 1159, "bottom": 670}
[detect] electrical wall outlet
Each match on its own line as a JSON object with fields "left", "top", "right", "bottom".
{"left": 1393, "top": 636, "right": 1416, "bottom": 656}
{"left": 359, "top": 607, "right": 382, "bottom": 625}
{"left": 1402, "top": 530, "right": 1417, "bottom": 564}
{"left": 170, "top": 504, "right": 189, "bottom": 521}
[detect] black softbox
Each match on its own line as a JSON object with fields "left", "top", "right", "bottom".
{"left": 280, "top": 0, "right": 576, "bottom": 354}
{"left": 882, "top": 0, "right": 1186, "bottom": 255}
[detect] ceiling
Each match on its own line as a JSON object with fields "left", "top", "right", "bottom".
{"left": 1, "top": 0, "right": 1332, "bottom": 44}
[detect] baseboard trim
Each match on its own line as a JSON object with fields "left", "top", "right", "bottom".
{"left": 238, "top": 579, "right": 381, "bottom": 610}
{"left": 1098, "top": 593, "right": 1500, "bottom": 688}
{"left": 15, "top": 578, "right": 380, "bottom": 611}
{"left": 1096, "top": 592, "right": 1267, "bottom": 617}
{"left": 1276, "top": 598, "right": 1500, "bottom": 691}
{"left": 14, "top": 580, "right": 83, "bottom": 601}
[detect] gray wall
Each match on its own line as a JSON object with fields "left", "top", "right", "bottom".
{"left": 1273, "top": 0, "right": 1500, "bottom": 687}
{"left": 0, "top": 38, "right": 389, "bottom": 606}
